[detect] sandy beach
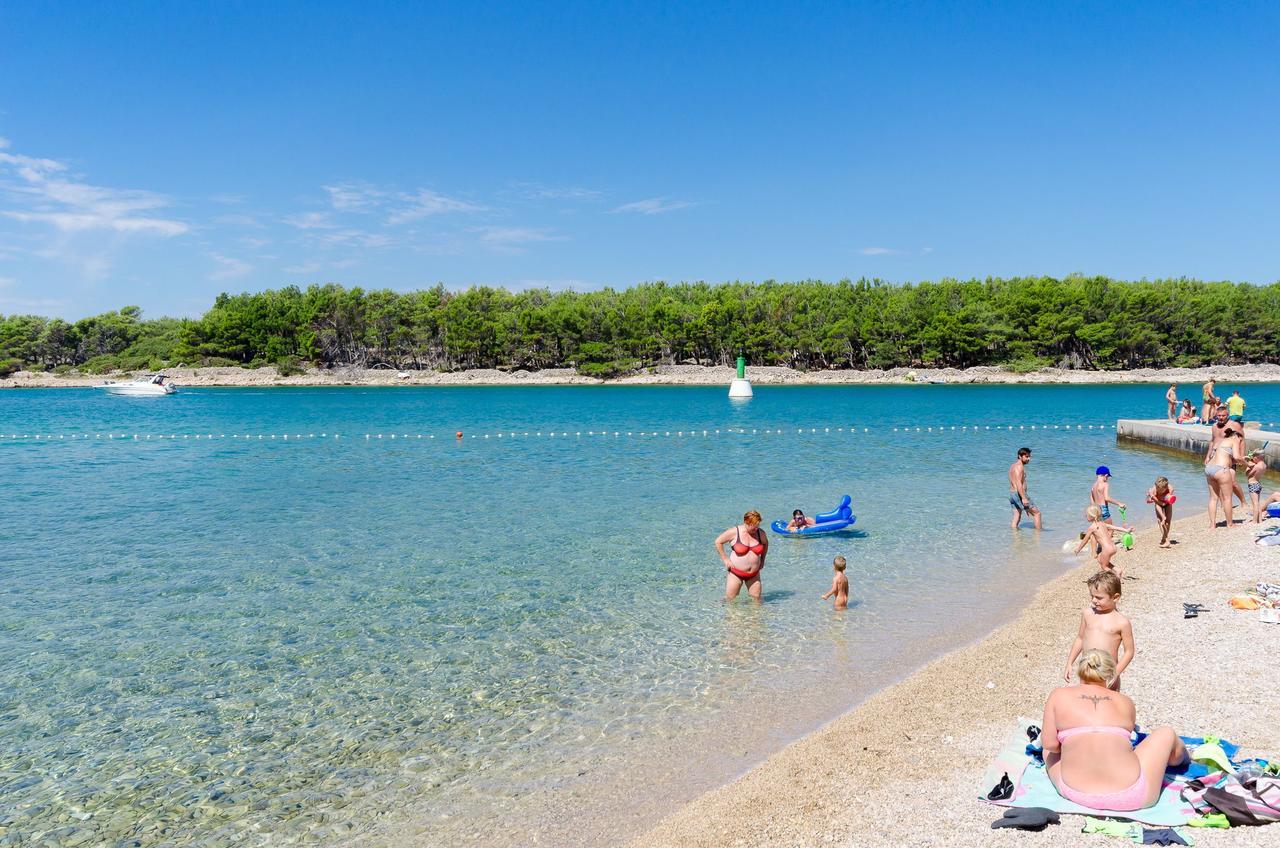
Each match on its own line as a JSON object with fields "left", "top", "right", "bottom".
{"left": 629, "top": 514, "right": 1280, "bottom": 848}
{"left": 6, "top": 362, "right": 1280, "bottom": 389}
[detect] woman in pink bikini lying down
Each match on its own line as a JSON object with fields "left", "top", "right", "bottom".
{"left": 714, "top": 510, "right": 768, "bottom": 602}
{"left": 1042, "top": 649, "right": 1188, "bottom": 811}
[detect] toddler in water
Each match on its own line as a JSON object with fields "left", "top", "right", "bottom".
{"left": 1145, "top": 476, "right": 1176, "bottom": 548}
{"left": 1064, "top": 570, "right": 1135, "bottom": 691}
{"left": 821, "top": 555, "right": 849, "bottom": 609}
{"left": 1073, "top": 505, "right": 1133, "bottom": 579}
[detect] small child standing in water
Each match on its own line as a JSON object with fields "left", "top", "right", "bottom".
{"left": 1074, "top": 505, "right": 1133, "bottom": 579}
{"left": 1064, "top": 570, "right": 1135, "bottom": 691}
{"left": 1145, "top": 476, "right": 1176, "bottom": 548}
{"left": 821, "top": 555, "right": 849, "bottom": 609}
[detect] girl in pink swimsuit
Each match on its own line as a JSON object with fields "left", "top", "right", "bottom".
{"left": 1041, "top": 650, "right": 1188, "bottom": 811}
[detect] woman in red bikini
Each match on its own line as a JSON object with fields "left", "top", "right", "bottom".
{"left": 713, "top": 510, "right": 768, "bottom": 602}
{"left": 1041, "top": 649, "right": 1187, "bottom": 811}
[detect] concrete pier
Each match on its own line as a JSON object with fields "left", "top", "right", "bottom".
{"left": 1117, "top": 419, "right": 1280, "bottom": 465}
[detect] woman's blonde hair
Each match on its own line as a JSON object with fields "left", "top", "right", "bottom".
{"left": 1075, "top": 648, "right": 1116, "bottom": 686}
{"left": 743, "top": 510, "right": 762, "bottom": 526}
{"left": 1085, "top": 505, "right": 1102, "bottom": 521}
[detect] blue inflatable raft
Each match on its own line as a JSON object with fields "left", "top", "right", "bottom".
{"left": 771, "top": 495, "right": 857, "bottom": 536}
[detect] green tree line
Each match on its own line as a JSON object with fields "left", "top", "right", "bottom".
{"left": 2, "top": 277, "right": 1277, "bottom": 378}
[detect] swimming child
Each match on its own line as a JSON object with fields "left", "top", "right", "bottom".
{"left": 1064, "top": 570, "right": 1134, "bottom": 691}
{"left": 1145, "top": 476, "right": 1176, "bottom": 548}
{"left": 1090, "top": 466, "right": 1126, "bottom": 522}
{"left": 1073, "top": 505, "right": 1134, "bottom": 579}
{"left": 1246, "top": 452, "right": 1269, "bottom": 523}
{"left": 821, "top": 555, "right": 849, "bottom": 609}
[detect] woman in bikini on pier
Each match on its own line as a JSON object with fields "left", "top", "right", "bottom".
{"left": 714, "top": 510, "right": 768, "bottom": 602}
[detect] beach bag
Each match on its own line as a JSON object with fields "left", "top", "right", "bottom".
{"left": 1182, "top": 773, "right": 1280, "bottom": 826}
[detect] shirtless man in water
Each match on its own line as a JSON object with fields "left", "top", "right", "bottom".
{"left": 1009, "top": 447, "right": 1042, "bottom": 530}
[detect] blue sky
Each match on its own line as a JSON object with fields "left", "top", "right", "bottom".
{"left": 1, "top": 1, "right": 1277, "bottom": 319}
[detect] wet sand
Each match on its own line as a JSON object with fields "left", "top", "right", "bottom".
{"left": 7, "top": 362, "right": 1280, "bottom": 389}
{"left": 629, "top": 515, "right": 1280, "bottom": 848}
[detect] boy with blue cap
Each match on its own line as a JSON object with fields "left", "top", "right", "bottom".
{"left": 1090, "top": 466, "right": 1125, "bottom": 522}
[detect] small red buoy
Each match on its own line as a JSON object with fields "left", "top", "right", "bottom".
{"left": 456, "top": 431, "right": 463, "bottom": 439}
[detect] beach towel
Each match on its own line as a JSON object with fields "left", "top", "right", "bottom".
{"left": 978, "top": 720, "right": 1241, "bottom": 826}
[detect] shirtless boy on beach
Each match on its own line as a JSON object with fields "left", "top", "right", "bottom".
{"left": 821, "top": 555, "right": 849, "bottom": 609}
{"left": 1246, "top": 452, "right": 1269, "bottom": 523}
{"left": 1090, "top": 466, "right": 1126, "bottom": 522}
{"left": 1064, "top": 570, "right": 1134, "bottom": 691}
{"left": 1074, "top": 505, "right": 1133, "bottom": 579}
{"left": 1008, "top": 447, "right": 1042, "bottom": 530}
{"left": 1145, "top": 476, "right": 1175, "bottom": 548}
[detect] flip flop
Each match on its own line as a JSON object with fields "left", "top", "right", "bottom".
{"left": 987, "top": 771, "right": 1014, "bottom": 801}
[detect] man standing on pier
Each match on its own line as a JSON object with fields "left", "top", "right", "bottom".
{"left": 1166, "top": 384, "right": 1178, "bottom": 420}
{"left": 1009, "top": 447, "right": 1042, "bottom": 530}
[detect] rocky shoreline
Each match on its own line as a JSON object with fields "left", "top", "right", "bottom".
{"left": 7, "top": 362, "right": 1280, "bottom": 389}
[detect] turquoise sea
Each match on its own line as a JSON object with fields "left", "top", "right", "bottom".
{"left": 3, "top": 384, "right": 1278, "bottom": 846}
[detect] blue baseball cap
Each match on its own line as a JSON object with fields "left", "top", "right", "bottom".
{"left": 1095, "top": 466, "right": 1111, "bottom": 476}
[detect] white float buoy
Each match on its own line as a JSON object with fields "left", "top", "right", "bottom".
{"left": 728, "top": 355, "right": 753, "bottom": 398}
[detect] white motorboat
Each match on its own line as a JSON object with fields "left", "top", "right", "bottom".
{"left": 98, "top": 374, "right": 177, "bottom": 396}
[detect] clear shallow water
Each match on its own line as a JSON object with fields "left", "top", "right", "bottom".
{"left": 2, "top": 384, "right": 1278, "bottom": 846}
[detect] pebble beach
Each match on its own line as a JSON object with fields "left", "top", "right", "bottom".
{"left": 629, "top": 514, "right": 1280, "bottom": 848}
{"left": 7, "top": 362, "right": 1280, "bottom": 389}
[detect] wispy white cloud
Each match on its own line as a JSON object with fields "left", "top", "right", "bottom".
{"left": 323, "top": 181, "right": 386, "bottom": 212}
{"left": 208, "top": 253, "right": 252, "bottom": 280}
{"left": 610, "top": 197, "right": 696, "bottom": 215}
{"left": 387, "top": 188, "right": 486, "bottom": 224}
{"left": 921, "top": 246, "right": 934, "bottom": 254}
{"left": 316, "top": 229, "right": 394, "bottom": 248}
{"left": 859, "top": 246, "right": 902, "bottom": 255}
{"left": 0, "top": 294, "right": 68, "bottom": 311}
{"left": 214, "top": 213, "right": 264, "bottom": 228}
{"left": 283, "top": 211, "right": 335, "bottom": 230}
{"left": 284, "top": 258, "right": 359, "bottom": 275}
{"left": 0, "top": 138, "right": 189, "bottom": 236}
{"left": 0, "top": 275, "right": 15, "bottom": 288}
{"left": 472, "top": 226, "right": 565, "bottom": 253}
{"left": 515, "top": 183, "right": 603, "bottom": 201}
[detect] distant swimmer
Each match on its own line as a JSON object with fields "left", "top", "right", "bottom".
{"left": 714, "top": 510, "right": 768, "bottom": 602}
{"left": 1008, "top": 447, "right": 1042, "bottom": 530}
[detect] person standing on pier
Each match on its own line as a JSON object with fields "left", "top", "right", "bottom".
{"left": 1200, "top": 377, "right": 1218, "bottom": 424}
{"left": 1165, "top": 384, "right": 1178, "bottom": 421}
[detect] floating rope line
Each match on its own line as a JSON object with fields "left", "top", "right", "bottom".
{"left": 0, "top": 424, "right": 1127, "bottom": 443}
